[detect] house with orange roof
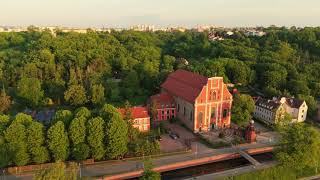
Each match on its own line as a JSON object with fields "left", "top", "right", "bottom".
{"left": 118, "top": 107, "right": 150, "bottom": 132}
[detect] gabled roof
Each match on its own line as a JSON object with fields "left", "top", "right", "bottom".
{"left": 150, "top": 93, "right": 175, "bottom": 109}
{"left": 161, "top": 69, "right": 208, "bottom": 103}
{"left": 118, "top": 107, "right": 150, "bottom": 119}
{"left": 255, "top": 98, "right": 281, "bottom": 111}
{"left": 285, "top": 98, "right": 304, "bottom": 108}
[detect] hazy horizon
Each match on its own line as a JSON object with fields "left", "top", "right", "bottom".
{"left": 1, "top": 0, "right": 320, "bottom": 28}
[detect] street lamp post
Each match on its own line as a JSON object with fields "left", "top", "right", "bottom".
{"left": 2, "top": 169, "right": 6, "bottom": 180}
{"left": 194, "top": 143, "right": 198, "bottom": 159}
{"left": 78, "top": 163, "right": 82, "bottom": 179}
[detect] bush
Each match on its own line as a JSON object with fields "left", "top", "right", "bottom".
{"left": 72, "top": 143, "right": 90, "bottom": 161}
{"left": 158, "top": 122, "right": 167, "bottom": 134}
{"left": 169, "top": 117, "right": 178, "bottom": 124}
{"left": 218, "top": 132, "right": 225, "bottom": 138}
{"left": 232, "top": 136, "right": 245, "bottom": 145}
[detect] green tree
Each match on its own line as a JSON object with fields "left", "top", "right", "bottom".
{"left": 64, "top": 84, "right": 88, "bottom": 106}
{"left": 289, "top": 80, "right": 311, "bottom": 96}
{"left": 47, "top": 121, "right": 69, "bottom": 161}
{"left": 87, "top": 117, "right": 105, "bottom": 160}
{"left": 17, "top": 77, "right": 44, "bottom": 107}
{"left": 107, "top": 80, "right": 121, "bottom": 102}
{"left": 139, "top": 159, "right": 161, "bottom": 180}
{"left": 52, "top": 109, "right": 73, "bottom": 127}
{"left": 90, "top": 84, "right": 105, "bottom": 105}
{"left": 123, "top": 100, "right": 136, "bottom": 141}
{"left": 69, "top": 116, "right": 89, "bottom": 160}
{"left": 122, "top": 70, "right": 140, "bottom": 98}
{"left": 4, "top": 122, "right": 30, "bottom": 166}
{"left": 275, "top": 113, "right": 293, "bottom": 129}
{"left": 74, "top": 106, "right": 91, "bottom": 119}
{"left": 0, "top": 114, "right": 10, "bottom": 136}
{"left": 161, "top": 55, "right": 175, "bottom": 73}
{"left": 69, "top": 117, "right": 87, "bottom": 145}
{"left": 101, "top": 104, "right": 128, "bottom": 159}
{"left": 26, "top": 122, "right": 49, "bottom": 164}
{"left": 0, "top": 143, "right": 11, "bottom": 168}
{"left": 34, "top": 161, "right": 78, "bottom": 180}
{"left": 225, "top": 59, "right": 252, "bottom": 85}
{"left": 0, "top": 87, "right": 11, "bottom": 113}
{"left": 34, "top": 162, "right": 66, "bottom": 180}
{"left": 231, "top": 94, "right": 255, "bottom": 126}
{"left": 134, "top": 140, "right": 160, "bottom": 157}
{"left": 72, "top": 143, "right": 90, "bottom": 161}
{"left": 100, "top": 104, "right": 119, "bottom": 120}
{"left": 13, "top": 113, "right": 33, "bottom": 126}
{"left": 276, "top": 123, "right": 320, "bottom": 174}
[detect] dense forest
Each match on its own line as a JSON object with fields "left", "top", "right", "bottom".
{"left": 0, "top": 26, "right": 320, "bottom": 167}
{"left": 0, "top": 27, "right": 319, "bottom": 114}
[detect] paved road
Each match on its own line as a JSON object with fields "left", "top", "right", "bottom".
{"left": 81, "top": 143, "right": 276, "bottom": 179}
{"left": 1, "top": 133, "right": 277, "bottom": 180}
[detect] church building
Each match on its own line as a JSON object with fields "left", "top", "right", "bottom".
{"left": 160, "top": 70, "right": 233, "bottom": 132}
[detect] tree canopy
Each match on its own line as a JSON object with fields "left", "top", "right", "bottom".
{"left": 276, "top": 123, "right": 320, "bottom": 174}
{"left": 0, "top": 27, "right": 318, "bottom": 113}
{"left": 101, "top": 104, "right": 128, "bottom": 159}
{"left": 231, "top": 94, "right": 255, "bottom": 126}
{"left": 47, "top": 121, "right": 69, "bottom": 161}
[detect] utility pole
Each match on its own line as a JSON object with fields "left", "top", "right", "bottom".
{"left": 194, "top": 143, "right": 198, "bottom": 159}
{"left": 78, "top": 163, "right": 82, "bottom": 179}
{"left": 2, "top": 169, "right": 6, "bottom": 180}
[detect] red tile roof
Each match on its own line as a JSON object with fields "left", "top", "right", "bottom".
{"left": 161, "top": 69, "right": 208, "bottom": 103}
{"left": 118, "top": 107, "right": 150, "bottom": 119}
{"left": 150, "top": 93, "right": 175, "bottom": 109}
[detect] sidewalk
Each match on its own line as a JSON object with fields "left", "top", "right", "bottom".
{"left": 1, "top": 138, "right": 277, "bottom": 180}
{"left": 85, "top": 142, "right": 276, "bottom": 178}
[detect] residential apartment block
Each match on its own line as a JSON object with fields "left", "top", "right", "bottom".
{"left": 254, "top": 97, "right": 308, "bottom": 124}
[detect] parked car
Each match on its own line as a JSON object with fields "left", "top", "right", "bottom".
{"left": 156, "top": 135, "right": 162, "bottom": 141}
{"left": 169, "top": 133, "right": 178, "bottom": 140}
{"left": 175, "top": 133, "right": 180, "bottom": 138}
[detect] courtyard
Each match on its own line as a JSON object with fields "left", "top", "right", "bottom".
{"left": 159, "top": 122, "right": 212, "bottom": 153}
{"left": 158, "top": 119, "right": 279, "bottom": 155}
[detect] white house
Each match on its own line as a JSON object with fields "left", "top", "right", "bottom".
{"left": 253, "top": 97, "right": 308, "bottom": 124}
{"left": 278, "top": 97, "right": 307, "bottom": 122}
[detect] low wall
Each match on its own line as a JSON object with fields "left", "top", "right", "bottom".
{"left": 101, "top": 146, "right": 275, "bottom": 180}
{"left": 6, "top": 159, "right": 94, "bottom": 174}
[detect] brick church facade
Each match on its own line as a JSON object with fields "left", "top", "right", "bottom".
{"left": 160, "top": 70, "right": 233, "bottom": 133}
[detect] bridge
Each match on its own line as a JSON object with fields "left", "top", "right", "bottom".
{"left": 236, "top": 148, "right": 261, "bottom": 166}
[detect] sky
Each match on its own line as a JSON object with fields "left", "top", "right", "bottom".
{"left": 1, "top": 0, "right": 320, "bottom": 28}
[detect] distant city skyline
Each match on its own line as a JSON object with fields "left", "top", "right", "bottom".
{"left": 1, "top": 0, "right": 320, "bottom": 28}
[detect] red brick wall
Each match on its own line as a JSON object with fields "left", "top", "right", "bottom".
{"left": 194, "top": 78, "right": 232, "bottom": 132}
{"left": 156, "top": 108, "right": 176, "bottom": 121}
